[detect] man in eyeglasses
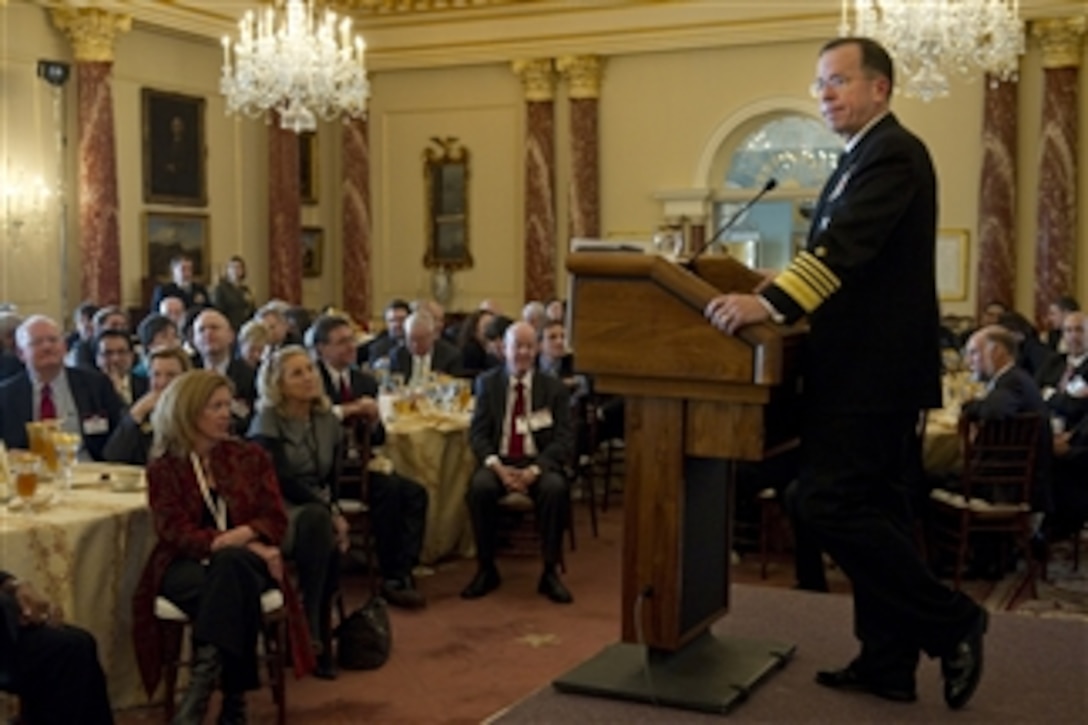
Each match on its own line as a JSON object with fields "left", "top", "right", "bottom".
{"left": 706, "top": 37, "right": 987, "bottom": 710}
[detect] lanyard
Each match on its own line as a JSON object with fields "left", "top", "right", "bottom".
{"left": 190, "top": 452, "right": 227, "bottom": 532}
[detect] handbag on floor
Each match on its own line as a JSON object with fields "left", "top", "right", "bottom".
{"left": 335, "top": 595, "right": 392, "bottom": 670}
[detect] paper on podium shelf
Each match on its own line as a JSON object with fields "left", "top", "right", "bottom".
{"left": 570, "top": 237, "right": 648, "bottom": 253}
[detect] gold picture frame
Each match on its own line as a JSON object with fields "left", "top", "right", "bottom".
{"left": 302, "top": 226, "right": 324, "bottom": 278}
{"left": 144, "top": 211, "right": 210, "bottom": 281}
{"left": 300, "top": 131, "right": 318, "bottom": 205}
{"left": 141, "top": 88, "right": 207, "bottom": 206}
{"left": 423, "top": 137, "right": 473, "bottom": 271}
{"left": 936, "top": 228, "right": 969, "bottom": 302}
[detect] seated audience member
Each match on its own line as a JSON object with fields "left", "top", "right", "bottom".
{"left": 536, "top": 320, "right": 575, "bottom": 383}
{"left": 0, "top": 315, "right": 123, "bottom": 461}
{"left": 102, "top": 347, "right": 191, "bottom": 465}
{"left": 1044, "top": 414, "right": 1088, "bottom": 546}
{"left": 0, "top": 310, "right": 24, "bottom": 381}
{"left": 521, "top": 300, "right": 547, "bottom": 334}
{"left": 133, "top": 313, "right": 180, "bottom": 376}
{"left": 158, "top": 296, "right": 187, "bottom": 333}
{"left": 192, "top": 308, "right": 257, "bottom": 432}
{"left": 545, "top": 298, "right": 566, "bottom": 325}
{"left": 961, "top": 325, "right": 1052, "bottom": 513}
{"left": 66, "top": 301, "right": 98, "bottom": 352}
{"left": 362, "top": 298, "right": 410, "bottom": 368}
{"left": 211, "top": 255, "right": 256, "bottom": 333}
{"left": 284, "top": 306, "right": 312, "bottom": 347}
{"left": 462, "top": 322, "right": 575, "bottom": 604}
{"left": 67, "top": 305, "right": 129, "bottom": 370}
{"left": 313, "top": 318, "right": 430, "bottom": 607}
{"left": 238, "top": 319, "right": 271, "bottom": 370}
{"left": 255, "top": 301, "right": 292, "bottom": 351}
{"left": 248, "top": 348, "right": 351, "bottom": 678}
{"left": 482, "top": 315, "right": 514, "bottom": 367}
{"left": 457, "top": 309, "right": 495, "bottom": 379}
{"left": 389, "top": 311, "right": 462, "bottom": 383}
{"left": 412, "top": 298, "right": 454, "bottom": 344}
{"left": 94, "top": 329, "right": 148, "bottom": 406}
{"left": 1036, "top": 311, "right": 1088, "bottom": 430}
{"left": 1043, "top": 295, "right": 1080, "bottom": 352}
{"left": 150, "top": 254, "right": 210, "bottom": 311}
{"left": 0, "top": 570, "right": 114, "bottom": 724}
{"left": 132, "top": 370, "right": 312, "bottom": 723}
{"left": 997, "top": 311, "right": 1055, "bottom": 379}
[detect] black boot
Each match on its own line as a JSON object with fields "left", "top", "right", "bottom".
{"left": 218, "top": 691, "right": 247, "bottom": 725}
{"left": 172, "top": 643, "right": 221, "bottom": 725}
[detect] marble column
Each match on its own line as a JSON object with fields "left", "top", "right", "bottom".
{"left": 342, "top": 118, "right": 372, "bottom": 324}
{"left": 1032, "top": 17, "right": 1085, "bottom": 326}
{"left": 556, "top": 55, "right": 602, "bottom": 240}
{"left": 268, "top": 119, "right": 302, "bottom": 304}
{"left": 513, "top": 59, "right": 557, "bottom": 303}
{"left": 974, "top": 76, "right": 1018, "bottom": 317}
{"left": 51, "top": 8, "right": 130, "bottom": 306}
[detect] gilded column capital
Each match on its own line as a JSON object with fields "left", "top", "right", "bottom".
{"left": 1032, "top": 16, "right": 1087, "bottom": 69}
{"left": 51, "top": 7, "right": 132, "bottom": 63}
{"left": 512, "top": 58, "right": 556, "bottom": 102}
{"left": 556, "top": 55, "right": 604, "bottom": 100}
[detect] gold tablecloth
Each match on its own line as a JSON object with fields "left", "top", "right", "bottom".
{"left": 0, "top": 463, "right": 153, "bottom": 709}
{"left": 381, "top": 411, "right": 476, "bottom": 564}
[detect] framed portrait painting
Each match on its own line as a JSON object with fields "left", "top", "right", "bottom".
{"left": 936, "top": 229, "right": 969, "bottom": 302}
{"left": 142, "top": 88, "right": 207, "bottom": 206}
{"left": 302, "top": 226, "right": 324, "bottom": 278}
{"left": 144, "top": 211, "right": 210, "bottom": 281}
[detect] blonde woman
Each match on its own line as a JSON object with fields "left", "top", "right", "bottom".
{"left": 131, "top": 370, "right": 312, "bottom": 724}
{"left": 247, "top": 345, "right": 348, "bottom": 679}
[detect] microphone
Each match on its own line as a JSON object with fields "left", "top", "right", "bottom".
{"left": 689, "top": 177, "right": 778, "bottom": 263}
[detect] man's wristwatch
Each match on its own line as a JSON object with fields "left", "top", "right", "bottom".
{"left": 485, "top": 454, "right": 500, "bottom": 469}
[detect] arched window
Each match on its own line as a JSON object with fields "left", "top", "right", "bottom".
{"left": 711, "top": 114, "right": 842, "bottom": 270}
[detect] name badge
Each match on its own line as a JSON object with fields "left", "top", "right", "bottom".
{"left": 528, "top": 409, "right": 554, "bottom": 431}
{"left": 82, "top": 415, "right": 109, "bottom": 435}
{"left": 515, "top": 417, "right": 531, "bottom": 435}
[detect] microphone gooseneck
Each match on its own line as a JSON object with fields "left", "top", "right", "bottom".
{"left": 689, "top": 177, "right": 778, "bottom": 264}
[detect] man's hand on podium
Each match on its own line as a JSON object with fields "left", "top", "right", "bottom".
{"left": 706, "top": 293, "right": 769, "bottom": 335}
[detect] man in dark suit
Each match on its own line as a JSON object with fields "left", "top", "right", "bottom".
{"left": 0, "top": 570, "right": 114, "bottom": 724}
{"left": 706, "top": 38, "right": 986, "bottom": 709}
{"left": 191, "top": 308, "right": 256, "bottom": 432}
{"left": 311, "top": 314, "right": 429, "bottom": 608}
{"left": 1047, "top": 414, "right": 1088, "bottom": 545}
{"left": 0, "top": 315, "right": 124, "bottom": 461}
{"left": 1035, "top": 311, "right": 1088, "bottom": 430}
{"left": 388, "top": 311, "right": 462, "bottom": 383}
{"left": 361, "top": 298, "right": 410, "bottom": 367}
{"left": 462, "top": 321, "right": 574, "bottom": 604}
{"left": 93, "top": 329, "right": 149, "bottom": 407}
{"left": 150, "top": 254, "right": 210, "bottom": 311}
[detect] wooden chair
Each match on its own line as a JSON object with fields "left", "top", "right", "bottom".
{"left": 582, "top": 392, "right": 625, "bottom": 513}
{"left": 332, "top": 424, "right": 378, "bottom": 597}
{"left": 568, "top": 393, "right": 599, "bottom": 543}
{"left": 496, "top": 479, "right": 574, "bottom": 573}
{"left": 154, "top": 589, "right": 288, "bottom": 725}
{"left": 928, "top": 413, "right": 1042, "bottom": 604}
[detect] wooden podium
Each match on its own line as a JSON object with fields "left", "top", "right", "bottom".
{"left": 552, "top": 252, "right": 804, "bottom": 714}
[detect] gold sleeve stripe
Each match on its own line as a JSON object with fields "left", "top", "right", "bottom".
{"left": 774, "top": 252, "right": 842, "bottom": 313}
{"left": 794, "top": 254, "right": 841, "bottom": 296}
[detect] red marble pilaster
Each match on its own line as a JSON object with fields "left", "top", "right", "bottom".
{"left": 568, "top": 98, "right": 599, "bottom": 240}
{"left": 524, "top": 100, "right": 556, "bottom": 302}
{"left": 1034, "top": 66, "right": 1079, "bottom": 326}
{"left": 76, "top": 62, "right": 121, "bottom": 305}
{"left": 342, "top": 117, "right": 372, "bottom": 324}
{"left": 974, "top": 76, "right": 1018, "bottom": 317}
{"left": 268, "top": 121, "right": 302, "bottom": 304}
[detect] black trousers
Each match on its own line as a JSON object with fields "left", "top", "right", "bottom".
{"left": 160, "top": 547, "right": 274, "bottom": 693}
{"left": 12, "top": 624, "right": 114, "bottom": 724}
{"left": 284, "top": 502, "right": 339, "bottom": 641}
{"left": 367, "top": 472, "right": 428, "bottom": 581}
{"left": 793, "top": 410, "right": 980, "bottom": 681}
{"left": 466, "top": 465, "right": 568, "bottom": 568}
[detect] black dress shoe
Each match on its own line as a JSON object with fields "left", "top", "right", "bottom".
{"left": 815, "top": 664, "right": 917, "bottom": 703}
{"left": 313, "top": 652, "right": 338, "bottom": 681}
{"left": 382, "top": 579, "right": 427, "bottom": 610}
{"left": 460, "top": 567, "right": 501, "bottom": 599}
{"left": 942, "top": 609, "right": 988, "bottom": 710}
{"left": 537, "top": 571, "right": 573, "bottom": 604}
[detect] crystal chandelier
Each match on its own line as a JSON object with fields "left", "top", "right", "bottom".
{"left": 840, "top": 1, "right": 1025, "bottom": 102}
{"left": 220, "top": 0, "right": 369, "bottom": 133}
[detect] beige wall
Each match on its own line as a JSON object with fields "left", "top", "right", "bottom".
{"left": 3, "top": 1, "right": 1088, "bottom": 330}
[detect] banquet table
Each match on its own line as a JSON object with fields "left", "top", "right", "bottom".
{"left": 378, "top": 405, "right": 476, "bottom": 564}
{"left": 0, "top": 462, "right": 153, "bottom": 710}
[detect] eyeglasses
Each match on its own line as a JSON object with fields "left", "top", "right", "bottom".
{"left": 809, "top": 74, "right": 855, "bottom": 97}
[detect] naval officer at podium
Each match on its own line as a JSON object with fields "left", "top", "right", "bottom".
{"left": 706, "top": 37, "right": 988, "bottom": 710}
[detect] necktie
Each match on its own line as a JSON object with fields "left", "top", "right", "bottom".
{"left": 340, "top": 373, "right": 353, "bottom": 403}
{"left": 508, "top": 377, "right": 526, "bottom": 459}
{"left": 40, "top": 383, "right": 56, "bottom": 420}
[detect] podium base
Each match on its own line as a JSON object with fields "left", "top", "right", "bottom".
{"left": 552, "top": 633, "right": 796, "bottom": 715}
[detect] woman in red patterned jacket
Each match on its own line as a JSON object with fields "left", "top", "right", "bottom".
{"left": 132, "top": 370, "right": 313, "bottom": 724}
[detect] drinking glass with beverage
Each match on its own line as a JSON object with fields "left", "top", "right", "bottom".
{"left": 52, "top": 431, "right": 82, "bottom": 497}
{"left": 10, "top": 453, "right": 41, "bottom": 512}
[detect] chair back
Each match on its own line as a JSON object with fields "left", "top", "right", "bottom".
{"left": 333, "top": 424, "right": 373, "bottom": 502}
{"left": 959, "top": 413, "right": 1041, "bottom": 505}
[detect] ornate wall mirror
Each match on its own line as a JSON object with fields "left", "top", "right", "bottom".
{"left": 423, "top": 137, "right": 472, "bottom": 271}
